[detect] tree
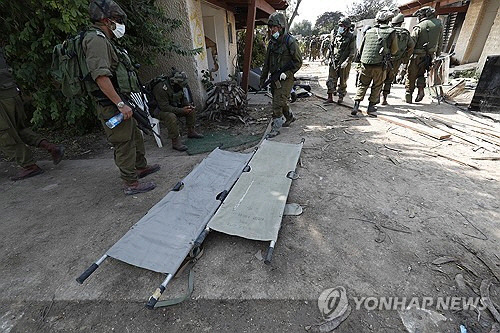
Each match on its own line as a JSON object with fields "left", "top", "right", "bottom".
{"left": 347, "top": 0, "right": 397, "bottom": 22}
{"left": 290, "top": 20, "right": 312, "bottom": 37}
{"left": 314, "top": 11, "right": 343, "bottom": 35}
{"left": 0, "top": 0, "right": 199, "bottom": 131}
{"left": 285, "top": 0, "right": 303, "bottom": 28}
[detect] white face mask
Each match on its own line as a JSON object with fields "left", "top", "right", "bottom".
{"left": 111, "top": 21, "right": 126, "bottom": 39}
{"left": 338, "top": 27, "right": 345, "bottom": 35}
{"left": 272, "top": 31, "right": 280, "bottom": 39}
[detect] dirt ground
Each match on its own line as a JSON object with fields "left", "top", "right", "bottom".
{"left": 1, "top": 60, "right": 499, "bottom": 333}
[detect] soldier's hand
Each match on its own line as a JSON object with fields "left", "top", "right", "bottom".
{"left": 183, "top": 105, "right": 195, "bottom": 115}
{"left": 279, "top": 73, "right": 287, "bottom": 81}
{"left": 120, "top": 105, "right": 133, "bottom": 120}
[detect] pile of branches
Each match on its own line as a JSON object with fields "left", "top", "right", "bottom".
{"left": 202, "top": 80, "right": 248, "bottom": 121}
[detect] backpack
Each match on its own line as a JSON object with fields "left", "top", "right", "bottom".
{"left": 51, "top": 31, "right": 93, "bottom": 98}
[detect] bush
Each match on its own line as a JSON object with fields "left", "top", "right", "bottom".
{"left": 237, "top": 26, "right": 268, "bottom": 70}
{"left": 0, "top": 0, "right": 198, "bottom": 133}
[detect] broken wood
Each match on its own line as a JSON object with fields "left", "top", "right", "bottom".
{"left": 480, "top": 279, "right": 500, "bottom": 323}
{"left": 377, "top": 114, "right": 451, "bottom": 140}
{"left": 201, "top": 80, "right": 248, "bottom": 121}
{"left": 422, "top": 151, "right": 480, "bottom": 170}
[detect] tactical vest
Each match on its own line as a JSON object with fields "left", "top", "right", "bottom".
{"left": 360, "top": 25, "right": 394, "bottom": 65}
{"left": 0, "top": 48, "right": 17, "bottom": 91}
{"left": 413, "top": 18, "right": 443, "bottom": 55}
{"left": 111, "top": 44, "right": 141, "bottom": 94}
{"left": 394, "top": 27, "right": 411, "bottom": 60}
{"left": 333, "top": 32, "right": 355, "bottom": 64}
{"left": 266, "top": 34, "right": 295, "bottom": 74}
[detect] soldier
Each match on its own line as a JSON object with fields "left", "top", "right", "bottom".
{"left": 324, "top": 17, "right": 356, "bottom": 104}
{"left": 381, "top": 13, "right": 415, "bottom": 105}
{"left": 0, "top": 48, "right": 65, "bottom": 181}
{"left": 84, "top": 0, "right": 160, "bottom": 195}
{"left": 259, "top": 12, "right": 302, "bottom": 138}
{"left": 308, "top": 37, "right": 318, "bottom": 61}
{"left": 148, "top": 71, "right": 203, "bottom": 152}
{"left": 351, "top": 8, "right": 398, "bottom": 116}
{"left": 404, "top": 6, "right": 443, "bottom": 103}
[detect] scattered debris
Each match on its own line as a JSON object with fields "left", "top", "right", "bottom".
{"left": 398, "top": 307, "right": 447, "bottom": 333}
{"left": 432, "top": 256, "right": 458, "bottom": 265}
{"left": 422, "top": 151, "right": 480, "bottom": 170}
{"left": 254, "top": 250, "right": 263, "bottom": 261}
{"left": 316, "top": 104, "right": 327, "bottom": 111}
{"left": 480, "top": 279, "right": 500, "bottom": 323}
{"left": 202, "top": 80, "right": 248, "bottom": 121}
{"left": 305, "top": 305, "right": 352, "bottom": 333}
{"left": 283, "top": 203, "right": 303, "bottom": 216}
{"left": 457, "top": 210, "right": 488, "bottom": 240}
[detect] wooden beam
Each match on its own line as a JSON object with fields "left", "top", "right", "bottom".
{"left": 377, "top": 115, "right": 452, "bottom": 140}
{"left": 400, "top": 0, "right": 466, "bottom": 15}
{"left": 241, "top": 0, "right": 257, "bottom": 92}
{"left": 437, "top": 4, "right": 469, "bottom": 14}
{"left": 255, "top": 0, "right": 275, "bottom": 15}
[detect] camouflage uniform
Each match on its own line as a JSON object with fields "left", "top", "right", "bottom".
{"left": 353, "top": 8, "right": 398, "bottom": 115}
{"left": 405, "top": 7, "right": 443, "bottom": 103}
{"left": 260, "top": 12, "right": 302, "bottom": 137}
{"left": 326, "top": 17, "right": 356, "bottom": 103}
{"left": 382, "top": 13, "right": 415, "bottom": 103}
{"left": 0, "top": 48, "right": 64, "bottom": 180}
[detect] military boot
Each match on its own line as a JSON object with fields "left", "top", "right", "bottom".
{"left": 123, "top": 181, "right": 156, "bottom": 195}
{"left": 324, "top": 93, "right": 334, "bottom": 104}
{"left": 405, "top": 92, "right": 412, "bottom": 104}
{"left": 283, "top": 114, "right": 296, "bottom": 127}
{"left": 337, "top": 94, "right": 344, "bottom": 104}
{"left": 172, "top": 137, "right": 187, "bottom": 151}
{"left": 136, "top": 164, "right": 161, "bottom": 179}
{"left": 38, "top": 139, "right": 65, "bottom": 165}
{"left": 367, "top": 103, "right": 378, "bottom": 117}
{"left": 187, "top": 127, "right": 204, "bottom": 139}
{"left": 382, "top": 92, "right": 389, "bottom": 105}
{"left": 10, "top": 164, "right": 44, "bottom": 181}
{"left": 351, "top": 101, "right": 360, "bottom": 116}
{"left": 415, "top": 87, "right": 425, "bottom": 102}
{"left": 267, "top": 117, "right": 284, "bottom": 138}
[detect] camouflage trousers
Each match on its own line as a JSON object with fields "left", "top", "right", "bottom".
{"left": 326, "top": 61, "right": 352, "bottom": 96}
{"left": 154, "top": 110, "right": 196, "bottom": 139}
{"left": 97, "top": 104, "right": 147, "bottom": 183}
{"left": 405, "top": 54, "right": 428, "bottom": 93}
{"left": 382, "top": 58, "right": 404, "bottom": 94}
{"left": 0, "top": 90, "right": 44, "bottom": 167}
{"left": 270, "top": 75, "right": 294, "bottom": 120}
{"left": 354, "top": 63, "right": 387, "bottom": 104}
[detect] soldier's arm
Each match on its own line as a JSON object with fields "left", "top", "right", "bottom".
{"left": 152, "top": 83, "right": 184, "bottom": 115}
{"left": 390, "top": 32, "right": 398, "bottom": 55}
{"left": 288, "top": 38, "right": 303, "bottom": 75}
{"left": 348, "top": 35, "right": 356, "bottom": 62}
{"left": 260, "top": 46, "right": 271, "bottom": 87}
{"left": 402, "top": 31, "right": 415, "bottom": 64}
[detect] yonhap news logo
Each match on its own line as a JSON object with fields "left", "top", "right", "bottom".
{"left": 318, "top": 286, "right": 349, "bottom": 320}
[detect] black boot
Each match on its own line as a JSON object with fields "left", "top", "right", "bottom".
{"left": 39, "top": 139, "right": 64, "bottom": 165}
{"left": 351, "top": 101, "right": 360, "bottom": 116}
{"left": 415, "top": 87, "right": 425, "bottom": 102}
{"left": 382, "top": 92, "right": 388, "bottom": 105}
{"left": 367, "top": 103, "right": 378, "bottom": 117}
{"left": 323, "top": 93, "right": 334, "bottom": 104}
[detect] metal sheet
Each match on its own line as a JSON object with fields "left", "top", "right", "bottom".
{"left": 106, "top": 149, "right": 252, "bottom": 273}
{"left": 208, "top": 140, "right": 302, "bottom": 241}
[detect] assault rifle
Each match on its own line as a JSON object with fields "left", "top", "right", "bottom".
{"left": 122, "top": 94, "right": 164, "bottom": 146}
{"left": 262, "top": 61, "right": 294, "bottom": 89}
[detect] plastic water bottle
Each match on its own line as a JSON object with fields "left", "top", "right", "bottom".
{"left": 105, "top": 113, "right": 124, "bottom": 129}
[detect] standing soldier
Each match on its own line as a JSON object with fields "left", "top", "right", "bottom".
{"left": 404, "top": 6, "right": 443, "bottom": 103}
{"left": 381, "top": 13, "right": 415, "bottom": 105}
{"left": 84, "top": 0, "right": 160, "bottom": 195}
{"left": 148, "top": 71, "right": 203, "bottom": 152}
{"left": 308, "top": 37, "right": 317, "bottom": 61}
{"left": 0, "top": 48, "right": 64, "bottom": 180}
{"left": 260, "top": 12, "right": 302, "bottom": 138}
{"left": 324, "top": 17, "right": 356, "bottom": 104}
{"left": 351, "top": 8, "right": 398, "bottom": 116}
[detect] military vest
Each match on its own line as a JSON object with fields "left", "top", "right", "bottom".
{"left": 0, "top": 48, "right": 17, "bottom": 91}
{"left": 360, "top": 25, "right": 394, "bottom": 65}
{"left": 413, "top": 18, "right": 443, "bottom": 54}
{"left": 111, "top": 43, "right": 141, "bottom": 94}
{"left": 266, "top": 34, "right": 295, "bottom": 74}
{"left": 394, "top": 27, "right": 411, "bottom": 60}
{"left": 333, "top": 32, "right": 355, "bottom": 64}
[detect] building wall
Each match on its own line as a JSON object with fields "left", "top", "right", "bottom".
{"left": 454, "top": 0, "right": 500, "bottom": 64}
{"left": 478, "top": 6, "right": 500, "bottom": 72}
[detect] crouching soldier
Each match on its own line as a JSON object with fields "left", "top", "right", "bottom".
{"left": 0, "top": 47, "right": 64, "bottom": 180}
{"left": 260, "top": 12, "right": 302, "bottom": 138}
{"left": 147, "top": 71, "right": 203, "bottom": 151}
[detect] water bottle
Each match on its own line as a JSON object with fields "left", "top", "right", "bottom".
{"left": 105, "top": 113, "right": 124, "bottom": 129}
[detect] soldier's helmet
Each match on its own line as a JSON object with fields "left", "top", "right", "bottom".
{"left": 375, "top": 6, "right": 395, "bottom": 23}
{"left": 392, "top": 13, "right": 405, "bottom": 25}
{"left": 89, "top": 0, "right": 127, "bottom": 23}
{"left": 415, "top": 6, "right": 436, "bottom": 21}
{"left": 169, "top": 71, "right": 189, "bottom": 88}
{"left": 339, "top": 17, "right": 352, "bottom": 27}
{"left": 267, "top": 12, "right": 287, "bottom": 29}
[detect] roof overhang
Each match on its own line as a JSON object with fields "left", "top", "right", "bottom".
{"left": 399, "top": 0, "right": 469, "bottom": 16}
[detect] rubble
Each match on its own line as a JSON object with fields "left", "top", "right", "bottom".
{"left": 201, "top": 80, "right": 248, "bottom": 121}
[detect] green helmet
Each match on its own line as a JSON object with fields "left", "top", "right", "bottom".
{"left": 268, "top": 12, "right": 287, "bottom": 29}
{"left": 339, "top": 17, "right": 352, "bottom": 27}
{"left": 89, "top": 0, "right": 127, "bottom": 23}
{"left": 415, "top": 6, "right": 436, "bottom": 21}
{"left": 391, "top": 13, "right": 405, "bottom": 25}
{"left": 376, "top": 6, "right": 395, "bottom": 23}
{"left": 169, "top": 71, "right": 188, "bottom": 87}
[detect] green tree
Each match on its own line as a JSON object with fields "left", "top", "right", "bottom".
{"left": 0, "top": 0, "right": 198, "bottom": 132}
{"left": 347, "top": 0, "right": 397, "bottom": 22}
{"left": 237, "top": 26, "right": 267, "bottom": 70}
{"left": 290, "top": 20, "right": 312, "bottom": 37}
{"left": 314, "top": 11, "right": 343, "bottom": 35}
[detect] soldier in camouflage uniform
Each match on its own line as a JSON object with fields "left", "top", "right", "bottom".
{"left": 84, "top": 0, "right": 159, "bottom": 195}
{"left": 148, "top": 71, "right": 203, "bottom": 152}
{"left": 324, "top": 17, "right": 356, "bottom": 104}
{"left": 381, "top": 13, "right": 415, "bottom": 105}
{"left": 260, "top": 12, "right": 302, "bottom": 138}
{"left": 352, "top": 8, "right": 398, "bottom": 116}
{"left": 0, "top": 48, "right": 64, "bottom": 181}
{"left": 404, "top": 6, "right": 443, "bottom": 103}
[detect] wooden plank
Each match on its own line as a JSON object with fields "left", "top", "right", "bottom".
{"left": 377, "top": 115, "right": 451, "bottom": 140}
{"left": 241, "top": 0, "right": 257, "bottom": 92}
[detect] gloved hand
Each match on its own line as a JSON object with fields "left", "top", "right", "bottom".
{"left": 279, "top": 72, "right": 287, "bottom": 81}
{"left": 340, "top": 60, "right": 348, "bottom": 69}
